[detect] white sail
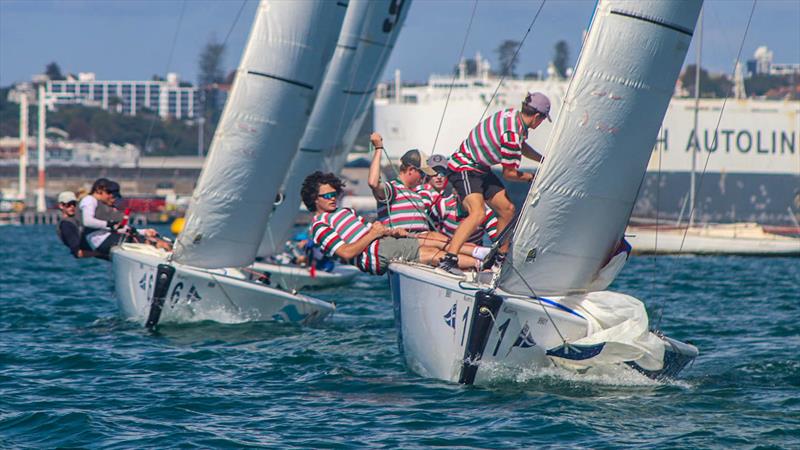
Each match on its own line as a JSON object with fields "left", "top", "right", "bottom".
{"left": 499, "top": 0, "right": 703, "bottom": 296}
{"left": 258, "top": 0, "right": 411, "bottom": 257}
{"left": 173, "top": 0, "right": 346, "bottom": 268}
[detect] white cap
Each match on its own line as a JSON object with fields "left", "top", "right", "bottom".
{"left": 57, "top": 191, "right": 77, "bottom": 203}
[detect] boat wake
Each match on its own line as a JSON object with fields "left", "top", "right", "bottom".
{"left": 478, "top": 361, "right": 693, "bottom": 389}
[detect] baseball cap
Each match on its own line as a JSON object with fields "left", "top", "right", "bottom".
{"left": 401, "top": 149, "right": 436, "bottom": 176}
{"left": 107, "top": 180, "right": 122, "bottom": 198}
{"left": 57, "top": 191, "right": 77, "bottom": 204}
{"left": 426, "top": 154, "right": 449, "bottom": 176}
{"left": 523, "top": 92, "right": 552, "bottom": 122}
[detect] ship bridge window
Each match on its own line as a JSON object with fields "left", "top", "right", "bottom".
{"left": 402, "top": 95, "right": 418, "bottom": 103}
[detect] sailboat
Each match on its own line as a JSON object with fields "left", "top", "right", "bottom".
{"left": 625, "top": 11, "right": 800, "bottom": 256}
{"left": 250, "top": 0, "right": 412, "bottom": 292}
{"left": 388, "top": 0, "right": 703, "bottom": 384}
{"left": 111, "top": 0, "right": 346, "bottom": 327}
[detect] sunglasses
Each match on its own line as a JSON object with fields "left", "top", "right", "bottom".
{"left": 318, "top": 191, "right": 338, "bottom": 200}
{"left": 61, "top": 201, "right": 77, "bottom": 207}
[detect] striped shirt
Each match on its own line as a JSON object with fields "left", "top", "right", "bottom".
{"left": 430, "top": 193, "right": 499, "bottom": 245}
{"left": 376, "top": 179, "right": 432, "bottom": 232}
{"left": 448, "top": 108, "right": 527, "bottom": 173}
{"left": 310, "top": 208, "right": 380, "bottom": 274}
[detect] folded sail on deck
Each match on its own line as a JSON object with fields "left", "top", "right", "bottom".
{"left": 258, "top": 0, "right": 411, "bottom": 257}
{"left": 499, "top": 0, "right": 703, "bottom": 296}
{"left": 173, "top": 0, "right": 346, "bottom": 268}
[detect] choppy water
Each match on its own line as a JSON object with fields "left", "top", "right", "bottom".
{"left": 2, "top": 225, "right": 798, "bottom": 448}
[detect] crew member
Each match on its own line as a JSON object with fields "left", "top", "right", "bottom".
{"left": 302, "top": 171, "right": 478, "bottom": 276}
{"left": 368, "top": 132, "right": 436, "bottom": 233}
{"left": 55, "top": 191, "right": 97, "bottom": 258}
{"left": 438, "top": 92, "right": 550, "bottom": 272}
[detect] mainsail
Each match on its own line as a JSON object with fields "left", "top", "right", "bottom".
{"left": 257, "top": 0, "right": 411, "bottom": 257}
{"left": 499, "top": 0, "right": 703, "bottom": 296}
{"left": 173, "top": 0, "right": 346, "bottom": 268}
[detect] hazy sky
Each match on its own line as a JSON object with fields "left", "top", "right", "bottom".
{"left": 1, "top": 0, "right": 798, "bottom": 87}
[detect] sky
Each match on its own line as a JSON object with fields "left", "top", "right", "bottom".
{"left": 1, "top": 0, "right": 798, "bottom": 87}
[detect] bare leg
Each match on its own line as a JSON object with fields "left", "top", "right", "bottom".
{"left": 444, "top": 193, "right": 485, "bottom": 257}
{"left": 485, "top": 189, "right": 515, "bottom": 253}
{"left": 416, "top": 232, "right": 482, "bottom": 257}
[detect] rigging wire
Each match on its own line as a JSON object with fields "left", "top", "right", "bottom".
{"left": 429, "top": 0, "right": 480, "bottom": 155}
{"left": 144, "top": 0, "right": 187, "bottom": 157}
{"left": 678, "top": 0, "right": 758, "bottom": 252}
{"left": 477, "top": 0, "right": 547, "bottom": 124}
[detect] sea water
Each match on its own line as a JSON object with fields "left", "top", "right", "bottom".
{"left": 1, "top": 225, "right": 798, "bottom": 448}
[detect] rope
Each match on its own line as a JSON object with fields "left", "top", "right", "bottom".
{"left": 144, "top": 0, "right": 187, "bottom": 158}
{"left": 504, "top": 262, "right": 570, "bottom": 348}
{"left": 430, "top": 0, "right": 480, "bottom": 155}
{"left": 678, "top": 0, "right": 758, "bottom": 252}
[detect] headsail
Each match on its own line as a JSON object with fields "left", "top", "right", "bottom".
{"left": 257, "top": 0, "right": 411, "bottom": 257}
{"left": 173, "top": 0, "right": 346, "bottom": 268}
{"left": 499, "top": 0, "right": 703, "bottom": 296}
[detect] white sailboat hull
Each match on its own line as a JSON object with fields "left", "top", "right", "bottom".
{"left": 250, "top": 261, "right": 360, "bottom": 291}
{"left": 389, "top": 262, "right": 697, "bottom": 384}
{"left": 627, "top": 225, "right": 800, "bottom": 255}
{"left": 111, "top": 244, "right": 335, "bottom": 326}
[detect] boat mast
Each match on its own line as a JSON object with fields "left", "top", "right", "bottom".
{"left": 690, "top": 7, "right": 703, "bottom": 228}
{"left": 18, "top": 94, "right": 28, "bottom": 203}
{"left": 36, "top": 85, "right": 47, "bottom": 212}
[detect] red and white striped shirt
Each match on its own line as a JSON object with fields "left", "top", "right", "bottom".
{"left": 376, "top": 179, "right": 432, "bottom": 232}
{"left": 310, "top": 208, "right": 380, "bottom": 274}
{"left": 430, "top": 193, "right": 499, "bottom": 244}
{"left": 448, "top": 108, "right": 527, "bottom": 173}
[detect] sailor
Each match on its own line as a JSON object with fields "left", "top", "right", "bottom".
{"left": 302, "top": 171, "right": 478, "bottom": 275}
{"left": 438, "top": 92, "right": 549, "bottom": 273}
{"left": 368, "top": 132, "right": 436, "bottom": 233}
{"left": 425, "top": 155, "right": 499, "bottom": 248}
{"left": 55, "top": 191, "right": 98, "bottom": 259}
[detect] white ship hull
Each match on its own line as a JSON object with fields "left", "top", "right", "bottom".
{"left": 251, "top": 261, "right": 360, "bottom": 291}
{"left": 388, "top": 262, "right": 697, "bottom": 385}
{"left": 111, "top": 244, "right": 335, "bottom": 326}
{"left": 627, "top": 223, "right": 800, "bottom": 255}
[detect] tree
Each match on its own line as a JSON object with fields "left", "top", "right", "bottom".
{"left": 45, "top": 62, "right": 65, "bottom": 80}
{"left": 495, "top": 40, "right": 521, "bottom": 77}
{"left": 198, "top": 37, "right": 225, "bottom": 88}
{"left": 553, "top": 41, "right": 569, "bottom": 78}
{"left": 680, "top": 64, "right": 733, "bottom": 98}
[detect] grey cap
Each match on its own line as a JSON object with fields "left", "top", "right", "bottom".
{"left": 426, "top": 154, "right": 449, "bottom": 175}
{"left": 523, "top": 92, "right": 552, "bottom": 122}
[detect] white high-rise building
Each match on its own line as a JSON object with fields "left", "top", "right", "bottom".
{"left": 45, "top": 72, "right": 199, "bottom": 120}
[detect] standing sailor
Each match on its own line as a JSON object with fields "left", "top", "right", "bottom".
{"left": 438, "top": 92, "right": 550, "bottom": 273}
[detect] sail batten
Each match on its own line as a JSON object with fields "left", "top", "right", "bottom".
{"left": 257, "top": 0, "right": 411, "bottom": 258}
{"left": 499, "top": 0, "right": 703, "bottom": 296}
{"left": 173, "top": 0, "right": 346, "bottom": 269}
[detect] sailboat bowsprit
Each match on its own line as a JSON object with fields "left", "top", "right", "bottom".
{"left": 389, "top": 0, "right": 704, "bottom": 384}
{"left": 111, "top": 0, "right": 347, "bottom": 327}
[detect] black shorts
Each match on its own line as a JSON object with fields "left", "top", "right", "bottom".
{"left": 448, "top": 169, "right": 505, "bottom": 202}
{"left": 95, "top": 232, "right": 127, "bottom": 257}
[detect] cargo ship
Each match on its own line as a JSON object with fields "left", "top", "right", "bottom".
{"left": 373, "top": 58, "right": 800, "bottom": 226}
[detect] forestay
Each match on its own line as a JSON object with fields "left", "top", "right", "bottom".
{"left": 499, "top": 0, "right": 702, "bottom": 296}
{"left": 258, "top": 0, "right": 411, "bottom": 257}
{"left": 174, "top": 0, "right": 346, "bottom": 268}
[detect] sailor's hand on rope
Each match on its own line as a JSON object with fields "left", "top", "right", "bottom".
{"left": 389, "top": 228, "right": 408, "bottom": 238}
{"left": 370, "top": 221, "right": 388, "bottom": 237}
{"left": 370, "top": 132, "right": 384, "bottom": 150}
